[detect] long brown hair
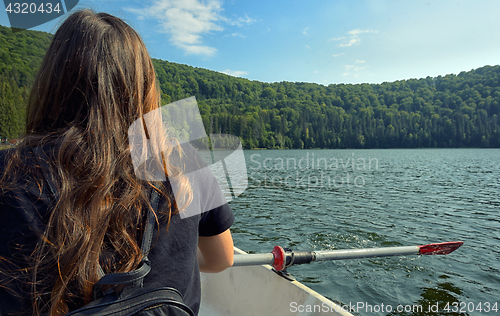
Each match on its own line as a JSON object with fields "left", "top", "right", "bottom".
{"left": 0, "top": 9, "right": 190, "bottom": 315}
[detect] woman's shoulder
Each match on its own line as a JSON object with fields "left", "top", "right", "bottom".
{"left": 0, "top": 145, "right": 49, "bottom": 222}
{"left": 0, "top": 145, "right": 36, "bottom": 166}
{"left": 0, "top": 147, "right": 15, "bottom": 169}
{"left": 0, "top": 147, "right": 30, "bottom": 183}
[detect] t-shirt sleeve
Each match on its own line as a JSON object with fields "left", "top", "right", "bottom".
{"left": 198, "top": 202, "right": 234, "bottom": 236}
{"left": 198, "top": 170, "right": 234, "bottom": 236}
{"left": 172, "top": 143, "right": 235, "bottom": 236}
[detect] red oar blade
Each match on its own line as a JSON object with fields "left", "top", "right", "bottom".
{"left": 419, "top": 241, "right": 464, "bottom": 255}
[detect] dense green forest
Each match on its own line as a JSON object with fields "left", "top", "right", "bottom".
{"left": 1, "top": 24, "right": 499, "bottom": 148}
{"left": 0, "top": 25, "right": 52, "bottom": 139}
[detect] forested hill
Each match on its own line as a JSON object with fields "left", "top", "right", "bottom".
{"left": 1, "top": 25, "right": 499, "bottom": 148}
{"left": 0, "top": 25, "right": 52, "bottom": 137}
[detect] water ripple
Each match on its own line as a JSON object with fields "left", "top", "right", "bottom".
{"left": 231, "top": 149, "right": 500, "bottom": 315}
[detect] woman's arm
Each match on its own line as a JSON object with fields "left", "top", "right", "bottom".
{"left": 197, "top": 229, "right": 234, "bottom": 273}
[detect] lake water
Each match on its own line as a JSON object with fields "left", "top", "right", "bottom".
{"left": 228, "top": 149, "right": 499, "bottom": 315}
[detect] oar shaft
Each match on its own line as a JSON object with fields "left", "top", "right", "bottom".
{"left": 233, "top": 253, "right": 274, "bottom": 267}
{"left": 231, "top": 242, "right": 463, "bottom": 271}
{"left": 314, "top": 246, "right": 419, "bottom": 261}
{"left": 233, "top": 246, "right": 419, "bottom": 267}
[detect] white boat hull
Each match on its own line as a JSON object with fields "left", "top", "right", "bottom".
{"left": 200, "top": 247, "right": 353, "bottom": 316}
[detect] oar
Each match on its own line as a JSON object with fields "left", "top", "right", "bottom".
{"left": 232, "top": 241, "right": 464, "bottom": 271}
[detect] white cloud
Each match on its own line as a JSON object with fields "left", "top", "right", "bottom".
{"left": 340, "top": 37, "right": 361, "bottom": 47}
{"left": 228, "top": 14, "right": 255, "bottom": 27}
{"left": 305, "top": 45, "right": 311, "bottom": 49}
{"left": 343, "top": 61, "right": 369, "bottom": 77}
{"left": 303, "top": 27, "right": 310, "bottom": 35}
{"left": 328, "top": 36, "right": 346, "bottom": 41}
{"left": 126, "top": 0, "right": 223, "bottom": 56}
{"left": 221, "top": 69, "right": 248, "bottom": 77}
{"left": 337, "top": 29, "right": 378, "bottom": 48}
{"left": 126, "top": 0, "right": 252, "bottom": 56}
{"left": 344, "top": 65, "right": 366, "bottom": 71}
{"left": 181, "top": 44, "right": 218, "bottom": 56}
{"left": 348, "top": 29, "right": 377, "bottom": 36}
{"left": 332, "top": 53, "right": 345, "bottom": 57}
{"left": 230, "top": 33, "right": 246, "bottom": 38}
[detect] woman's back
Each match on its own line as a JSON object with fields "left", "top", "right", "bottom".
{"left": 0, "top": 145, "right": 233, "bottom": 315}
{"left": 0, "top": 10, "right": 234, "bottom": 315}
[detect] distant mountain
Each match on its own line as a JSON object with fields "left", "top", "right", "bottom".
{"left": 1, "top": 25, "right": 499, "bottom": 148}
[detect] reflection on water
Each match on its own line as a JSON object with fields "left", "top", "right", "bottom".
{"left": 388, "top": 280, "right": 465, "bottom": 316}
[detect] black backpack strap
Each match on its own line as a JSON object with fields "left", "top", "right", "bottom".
{"left": 141, "top": 189, "right": 159, "bottom": 258}
{"left": 92, "top": 188, "right": 160, "bottom": 299}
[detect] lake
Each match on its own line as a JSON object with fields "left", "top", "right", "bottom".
{"left": 228, "top": 148, "right": 499, "bottom": 315}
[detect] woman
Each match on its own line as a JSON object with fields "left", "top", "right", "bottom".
{"left": 0, "top": 9, "right": 234, "bottom": 315}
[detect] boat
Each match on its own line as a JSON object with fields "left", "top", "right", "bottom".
{"left": 199, "top": 247, "right": 354, "bottom": 316}
{"left": 199, "top": 242, "right": 462, "bottom": 315}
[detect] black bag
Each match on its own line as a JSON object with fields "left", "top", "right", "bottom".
{"left": 65, "top": 286, "right": 194, "bottom": 316}
{"left": 33, "top": 147, "right": 195, "bottom": 316}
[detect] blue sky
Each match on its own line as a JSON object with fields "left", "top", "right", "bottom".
{"left": 1, "top": 0, "right": 500, "bottom": 85}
